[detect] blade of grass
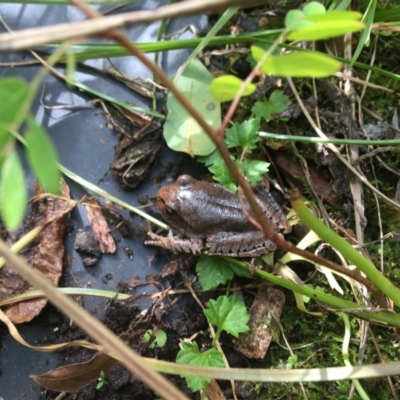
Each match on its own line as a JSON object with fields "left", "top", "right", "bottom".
{"left": 339, "top": 313, "right": 370, "bottom": 400}
{"left": 351, "top": 0, "right": 377, "bottom": 66}
{"left": 291, "top": 189, "right": 400, "bottom": 308}
{"left": 175, "top": 6, "right": 239, "bottom": 80}
{"left": 259, "top": 131, "right": 400, "bottom": 146}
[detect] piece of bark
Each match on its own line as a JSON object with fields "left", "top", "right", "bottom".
{"left": 235, "top": 285, "right": 285, "bottom": 359}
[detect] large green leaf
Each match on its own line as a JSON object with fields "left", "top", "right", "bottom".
{"left": 0, "top": 77, "right": 29, "bottom": 125}
{"left": 25, "top": 116, "right": 60, "bottom": 194}
{"left": 164, "top": 58, "right": 220, "bottom": 157}
{"left": 0, "top": 149, "right": 27, "bottom": 230}
{"left": 252, "top": 46, "right": 340, "bottom": 78}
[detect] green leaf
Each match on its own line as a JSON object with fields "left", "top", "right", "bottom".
{"left": 210, "top": 75, "right": 256, "bottom": 102}
{"left": 144, "top": 329, "right": 167, "bottom": 349}
{"left": 0, "top": 77, "right": 29, "bottom": 125}
{"left": 307, "top": 11, "right": 362, "bottom": 22}
{"left": 287, "top": 20, "right": 364, "bottom": 41}
{"left": 252, "top": 91, "right": 291, "bottom": 122}
{"left": 285, "top": 10, "right": 313, "bottom": 31}
{"left": 196, "top": 256, "right": 235, "bottom": 290}
{"left": 155, "top": 329, "right": 167, "bottom": 348}
{"left": 0, "top": 122, "right": 12, "bottom": 169}
{"left": 0, "top": 149, "right": 27, "bottom": 230}
{"left": 204, "top": 295, "right": 249, "bottom": 338}
{"left": 252, "top": 47, "right": 341, "bottom": 78}
{"left": 197, "top": 149, "right": 221, "bottom": 167}
{"left": 303, "top": 2, "right": 326, "bottom": 17}
{"left": 25, "top": 116, "right": 61, "bottom": 194}
{"left": 225, "top": 118, "right": 260, "bottom": 151}
{"left": 164, "top": 58, "right": 220, "bottom": 157}
{"left": 208, "top": 156, "right": 236, "bottom": 191}
{"left": 241, "top": 159, "right": 270, "bottom": 184}
{"left": 176, "top": 341, "right": 224, "bottom": 392}
{"left": 196, "top": 256, "right": 251, "bottom": 290}
{"left": 351, "top": 0, "right": 376, "bottom": 66}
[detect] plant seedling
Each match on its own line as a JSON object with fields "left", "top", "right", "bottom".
{"left": 143, "top": 328, "right": 167, "bottom": 349}
{"left": 96, "top": 370, "right": 107, "bottom": 390}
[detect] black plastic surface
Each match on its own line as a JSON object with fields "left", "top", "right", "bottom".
{"left": 0, "top": 2, "right": 207, "bottom": 398}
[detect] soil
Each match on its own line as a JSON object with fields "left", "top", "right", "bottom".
{"left": 36, "top": 277, "right": 264, "bottom": 400}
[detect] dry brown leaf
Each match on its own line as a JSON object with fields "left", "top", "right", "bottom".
{"left": 85, "top": 198, "right": 116, "bottom": 253}
{"left": 30, "top": 352, "right": 119, "bottom": 392}
{"left": 206, "top": 379, "right": 226, "bottom": 400}
{"left": 0, "top": 180, "right": 71, "bottom": 323}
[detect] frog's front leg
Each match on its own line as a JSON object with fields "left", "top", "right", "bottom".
{"left": 145, "top": 231, "right": 203, "bottom": 255}
{"left": 206, "top": 231, "right": 277, "bottom": 257}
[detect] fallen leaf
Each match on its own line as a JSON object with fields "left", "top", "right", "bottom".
{"left": 30, "top": 351, "right": 119, "bottom": 392}
{"left": 0, "top": 180, "right": 71, "bottom": 323}
{"left": 85, "top": 198, "right": 116, "bottom": 254}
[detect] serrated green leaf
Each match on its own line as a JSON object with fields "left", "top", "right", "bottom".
{"left": 303, "top": 2, "right": 326, "bottom": 17}
{"left": 196, "top": 256, "right": 235, "bottom": 290}
{"left": 204, "top": 295, "right": 249, "bottom": 338}
{"left": 252, "top": 47, "right": 341, "bottom": 78}
{"left": 252, "top": 91, "right": 291, "bottom": 122}
{"left": 0, "top": 77, "right": 29, "bottom": 125}
{"left": 268, "top": 91, "right": 292, "bottom": 113}
{"left": 208, "top": 157, "right": 236, "bottom": 191}
{"left": 241, "top": 159, "right": 270, "bottom": 184}
{"left": 196, "top": 256, "right": 251, "bottom": 290}
{"left": 210, "top": 75, "right": 256, "bottom": 102}
{"left": 0, "top": 149, "right": 27, "bottom": 230}
{"left": 25, "top": 116, "right": 61, "bottom": 194}
{"left": 287, "top": 20, "right": 364, "bottom": 41}
{"left": 225, "top": 118, "right": 260, "bottom": 151}
{"left": 252, "top": 102, "right": 273, "bottom": 122}
{"left": 176, "top": 341, "right": 224, "bottom": 392}
{"left": 164, "top": 58, "right": 220, "bottom": 157}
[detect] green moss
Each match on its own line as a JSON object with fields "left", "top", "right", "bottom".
{"left": 246, "top": 288, "right": 400, "bottom": 399}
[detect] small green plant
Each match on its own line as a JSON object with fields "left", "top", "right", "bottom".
{"left": 176, "top": 341, "right": 225, "bottom": 392}
{"left": 285, "top": 354, "right": 299, "bottom": 369}
{"left": 198, "top": 92, "right": 291, "bottom": 190}
{"left": 143, "top": 328, "right": 167, "bottom": 349}
{"left": 96, "top": 370, "right": 107, "bottom": 390}
{"left": 176, "top": 295, "right": 249, "bottom": 394}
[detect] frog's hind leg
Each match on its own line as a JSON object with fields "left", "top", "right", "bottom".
{"left": 206, "top": 231, "right": 277, "bottom": 257}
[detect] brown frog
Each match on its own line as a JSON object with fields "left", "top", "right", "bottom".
{"left": 145, "top": 175, "right": 291, "bottom": 257}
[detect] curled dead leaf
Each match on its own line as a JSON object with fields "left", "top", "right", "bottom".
{"left": 0, "top": 180, "right": 72, "bottom": 323}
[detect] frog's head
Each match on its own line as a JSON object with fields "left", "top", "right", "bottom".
{"left": 150, "top": 175, "right": 196, "bottom": 231}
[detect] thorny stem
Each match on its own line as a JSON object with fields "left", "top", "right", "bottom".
{"left": 69, "top": 1, "right": 385, "bottom": 304}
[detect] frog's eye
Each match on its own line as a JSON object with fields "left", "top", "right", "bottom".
{"left": 177, "top": 174, "right": 195, "bottom": 189}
